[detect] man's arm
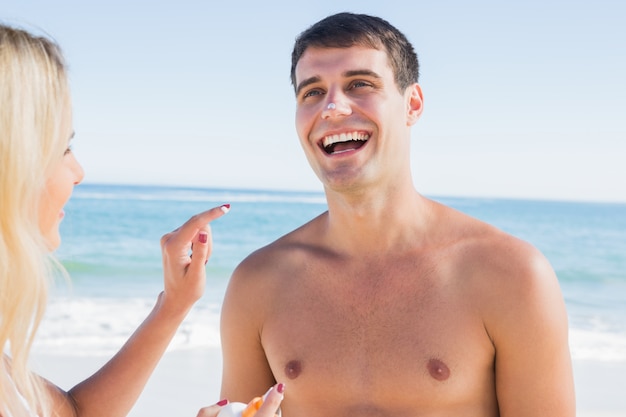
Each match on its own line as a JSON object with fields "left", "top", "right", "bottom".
{"left": 220, "top": 254, "right": 278, "bottom": 403}
{"left": 487, "top": 242, "right": 575, "bottom": 416}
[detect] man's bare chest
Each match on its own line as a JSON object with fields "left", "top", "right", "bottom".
{"left": 259, "top": 262, "right": 495, "bottom": 412}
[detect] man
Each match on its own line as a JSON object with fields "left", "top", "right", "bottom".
{"left": 220, "top": 12, "right": 575, "bottom": 416}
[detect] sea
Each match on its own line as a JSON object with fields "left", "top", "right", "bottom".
{"left": 34, "top": 183, "right": 626, "bottom": 363}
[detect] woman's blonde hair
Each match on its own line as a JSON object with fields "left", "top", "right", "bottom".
{"left": 0, "top": 23, "right": 71, "bottom": 417}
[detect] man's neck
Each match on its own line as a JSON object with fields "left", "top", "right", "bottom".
{"left": 322, "top": 182, "right": 432, "bottom": 255}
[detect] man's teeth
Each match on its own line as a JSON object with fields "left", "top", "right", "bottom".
{"left": 322, "top": 132, "right": 369, "bottom": 148}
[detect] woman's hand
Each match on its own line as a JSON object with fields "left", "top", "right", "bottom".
{"left": 159, "top": 204, "right": 230, "bottom": 316}
{"left": 197, "top": 383, "right": 285, "bottom": 417}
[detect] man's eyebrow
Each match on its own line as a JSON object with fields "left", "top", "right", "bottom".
{"left": 344, "top": 69, "right": 382, "bottom": 79}
{"left": 295, "top": 76, "right": 321, "bottom": 96}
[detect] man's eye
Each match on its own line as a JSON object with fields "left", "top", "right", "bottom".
{"left": 303, "top": 89, "right": 323, "bottom": 99}
{"left": 64, "top": 144, "right": 73, "bottom": 155}
{"left": 351, "top": 80, "right": 371, "bottom": 89}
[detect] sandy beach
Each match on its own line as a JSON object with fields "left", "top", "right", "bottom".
{"left": 31, "top": 348, "right": 223, "bottom": 417}
{"left": 573, "top": 359, "right": 626, "bottom": 417}
{"left": 31, "top": 347, "right": 626, "bottom": 417}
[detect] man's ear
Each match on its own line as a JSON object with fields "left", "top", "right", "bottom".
{"left": 406, "top": 83, "right": 424, "bottom": 126}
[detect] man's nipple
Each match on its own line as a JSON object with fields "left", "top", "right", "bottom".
{"left": 427, "top": 358, "right": 450, "bottom": 381}
{"left": 284, "top": 360, "right": 302, "bottom": 379}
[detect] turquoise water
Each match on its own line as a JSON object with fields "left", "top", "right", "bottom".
{"left": 38, "top": 184, "right": 626, "bottom": 360}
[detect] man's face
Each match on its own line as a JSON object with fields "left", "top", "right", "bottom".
{"left": 294, "top": 45, "right": 421, "bottom": 192}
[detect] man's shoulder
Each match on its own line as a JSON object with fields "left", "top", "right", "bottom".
{"left": 233, "top": 213, "right": 328, "bottom": 276}
{"left": 433, "top": 203, "right": 554, "bottom": 293}
{"left": 454, "top": 219, "right": 549, "bottom": 280}
{"left": 452, "top": 218, "right": 560, "bottom": 315}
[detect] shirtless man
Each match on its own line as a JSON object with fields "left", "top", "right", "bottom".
{"left": 220, "top": 12, "right": 575, "bottom": 417}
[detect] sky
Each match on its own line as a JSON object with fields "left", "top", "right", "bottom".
{"left": 3, "top": 0, "right": 625, "bottom": 202}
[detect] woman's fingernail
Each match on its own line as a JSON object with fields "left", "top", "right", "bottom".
{"left": 198, "top": 232, "right": 208, "bottom": 244}
{"left": 220, "top": 204, "right": 231, "bottom": 213}
{"left": 277, "top": 383, "right": 285, "bottom": 394}
{"left": 216, "top": 399, "right": 229, "bottom": 406}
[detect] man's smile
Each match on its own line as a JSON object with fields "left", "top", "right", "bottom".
{"left": 321, "top": 131, "right": 370, "bottom": 155}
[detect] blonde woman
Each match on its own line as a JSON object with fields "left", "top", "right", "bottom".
{"left": 0, "top": 24, "right": 283, "bottom": 417}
